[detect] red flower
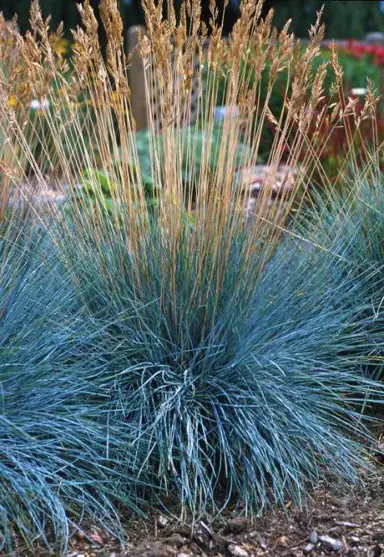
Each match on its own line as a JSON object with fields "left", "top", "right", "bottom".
{"left": 363, "top": 44, "right": 375, "bottom": 54}
{"left": 374, "top": 46, "right": 384, "bottom": 57}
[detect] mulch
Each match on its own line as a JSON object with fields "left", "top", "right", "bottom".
{"left": 6, "top": 457, "right": 382, "bottom": 557}
{"left": 66, "top": 466, "right": 384, "bottom": 557}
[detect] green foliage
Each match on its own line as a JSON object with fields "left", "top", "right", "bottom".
{"left": 313, "top": 50, "right": 382, "bottom": 91}
{"left": 211, "top": 47, "right": 381, "bottom": 164}
{"left": 267, "top": 1, "right": 383, "bottom": 39}
{"left": 79, "top": 126, "right": 252, "bottom": 211}
{"left": 2, "top": 0, "right": 383, "bottom": 39}
{"left": 134, "top": 125, "right": 253, "bottom": 189}
{"left": 80, "top": 168, "right": 121, "bottom": 212}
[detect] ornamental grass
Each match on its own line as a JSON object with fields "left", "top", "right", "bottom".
{"left": 0, "top": 1, "right": 382, "bottom": 553}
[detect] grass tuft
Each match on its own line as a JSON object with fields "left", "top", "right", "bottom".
{"left": 0, "top": 219, "right": 152, "bottom": 554}
{"left": 297, "top": 157, "right": 383, "bottom": 380}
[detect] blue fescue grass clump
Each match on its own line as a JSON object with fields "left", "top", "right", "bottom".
{"left": 57, "top": 210, "right": 383, "bottom": 517}
{"left": 0, "top": 219, "right": 152, "bottom": 554}
{"left": 298, "top": 168, "right": 384, "bottom": 379}
{"left": 1, "top": 196, "right": 382, "bottom": 554}
{"left": 1, "top": 0, "right": 383, "bottom": 550}
{"left": 1, "top": 185, "right": 381, "bottom": 552}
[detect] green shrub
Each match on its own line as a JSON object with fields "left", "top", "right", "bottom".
{"left": 78, "top": 126, "right": 253, "bottom": 212}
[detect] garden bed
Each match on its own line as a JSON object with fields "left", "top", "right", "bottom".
{"left": 5, "top": 457, "right": 383, "bottom": 557}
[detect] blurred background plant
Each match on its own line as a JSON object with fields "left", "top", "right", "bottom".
{"left": 210, "top": 43, "right": 383, "bottom": 172}
{"left": 1, "top": 0, "right": 383, "bottom": 39}
{"left": 1, "top": 2, "right": 383, "bottom": 199}
{"left": 79, "top": 126, "right": 253, "bottom": 212}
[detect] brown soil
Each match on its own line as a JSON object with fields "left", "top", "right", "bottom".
{"left": 9, "top": 462, "right": 380, "bottom": 557}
